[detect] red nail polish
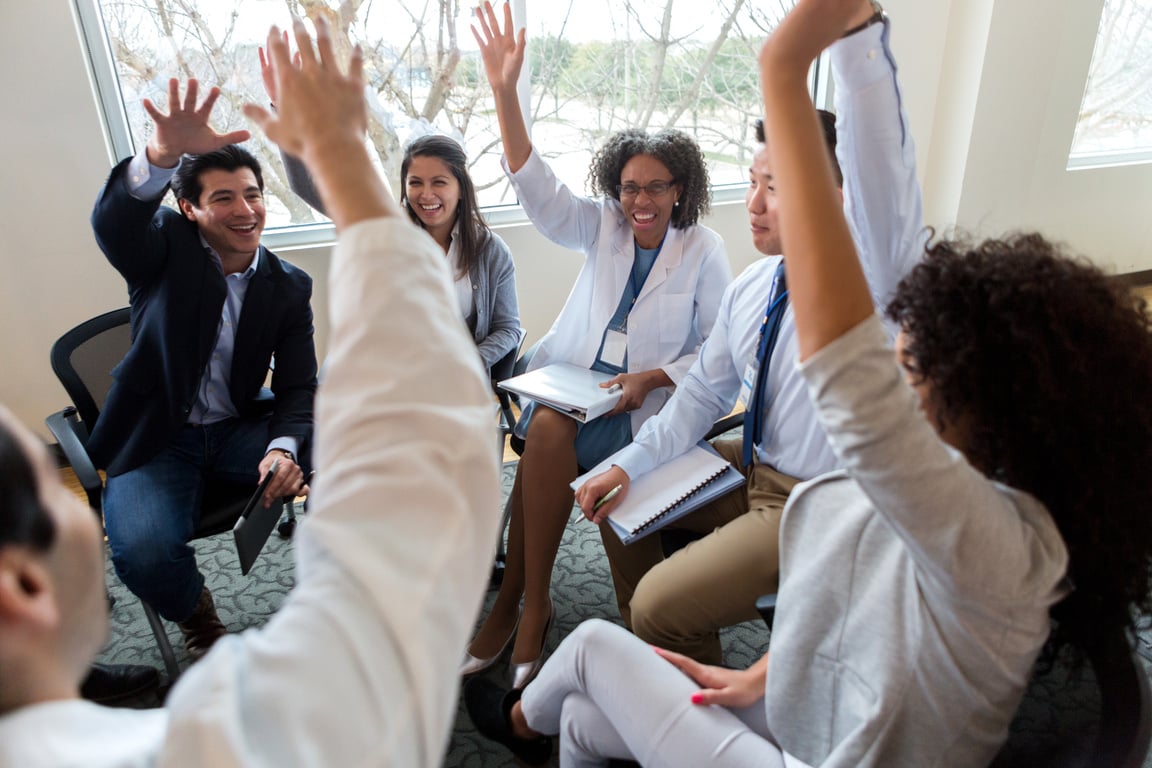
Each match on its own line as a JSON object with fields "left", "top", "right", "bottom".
{"left": 691, "top": 692, "right": 704, "bottom": 705}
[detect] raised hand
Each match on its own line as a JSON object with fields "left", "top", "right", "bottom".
{"left": 760, "top": 0, "right": 876, "bottom": 76}
{"left": 143, "top": 79, "right": 251, "bottom": 168}
{"left": 471, "top": 1, "right": 526, "bottom": 94}
{"left": 245, "top": 17, "right": 365, "bottom": 160}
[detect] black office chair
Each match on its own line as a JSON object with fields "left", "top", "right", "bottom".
{"left": 46, "top": 307, "right": 289, "bottom": 682}
{"left": 493, "top": 329, "right": 528, "bottom": 442}
{"left": 491, "top": 335, "right": 534, "bottom": 586}
{"left": 986, "top": 613, "right": 1152, "bottom": 767}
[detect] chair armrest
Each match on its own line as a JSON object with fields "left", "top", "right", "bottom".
{"left": 704, "top": 413, "right": 744, "bottom": 442}
{"left": 755, "top": 593, "right": 777, "bottom": 630}
{"left": 46, "top": 407, "right": 104, "bottom": 512}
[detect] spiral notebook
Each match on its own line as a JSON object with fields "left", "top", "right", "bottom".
{"left": 572, "top": 442, "right": 745, "bottom": 545}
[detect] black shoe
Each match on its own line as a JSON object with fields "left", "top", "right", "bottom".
{"left": 463, "top": 677, "right": 552, "bottom": 765}
{"left": 80, "top": 662, "right": 160, "bottom": 704}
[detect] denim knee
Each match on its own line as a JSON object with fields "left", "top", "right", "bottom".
{"left": 108, "top": 525, "right": 202, "bottom": 620}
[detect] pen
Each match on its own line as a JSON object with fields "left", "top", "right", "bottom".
{"left": 593, "top": 484, "right": 623, "bottom": 512}
{"left": 606, "top": 383, "right": 623, "bottom": 394}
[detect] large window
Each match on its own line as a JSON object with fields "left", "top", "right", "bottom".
{"left": 1068, "top": 0, "right": 1152, "bottom": 169}
{"left": 76, "top": 0, "right": 799, "bottom": 238}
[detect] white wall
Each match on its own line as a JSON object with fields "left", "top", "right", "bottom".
{"left": 2, "top": 0, "right": 1150, "bottom": 437}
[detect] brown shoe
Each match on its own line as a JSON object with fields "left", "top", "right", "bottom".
{"left": 177, "top": 586, "right": 227, "bottom": 659}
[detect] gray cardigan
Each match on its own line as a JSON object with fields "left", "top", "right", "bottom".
{"left": 282, "top": 151, "right": 521, "bottom": 369}
{"left": 769, "top": 317, "right": 1068, "bottom": 768}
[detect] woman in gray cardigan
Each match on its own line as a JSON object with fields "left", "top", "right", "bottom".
{"left": 261, "top": 44, "right": 521, "bottom": 368}
{"left": 279, "top": 134, "right": 521, "bottom": 370}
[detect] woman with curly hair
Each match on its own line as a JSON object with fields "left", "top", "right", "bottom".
{"left": 465, "top": 1, "right": 731, "bottom": 689}
{"left": 462, "top": 1, "right": 1152, "bottom": 765}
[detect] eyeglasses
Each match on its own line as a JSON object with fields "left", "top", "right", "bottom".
{"left": 616, "top": 180, "right": 677, "bottom": 199}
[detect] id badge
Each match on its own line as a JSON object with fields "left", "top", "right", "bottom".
{"left": 602, "top": 329, "right": 628, "bottom": 369}
{"left": 738, "top": 361, "right": 758, "bottom": 408}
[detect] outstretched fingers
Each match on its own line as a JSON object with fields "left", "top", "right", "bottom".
{"left": 474, "top": 2, "right": 496, "bottom": 44}
{"left": 194, "top": 85, "right": 222, "bottom": 120}
{"left": 181, "top": 78, "right": 200, "bottom": 112}
{"left": 141, "top": 97, "right": 164, "bottom": 124}
{"left": 347, "top": 43, "right": 364, "bottom": 84}
{"left": 259, "top": 31, "right": 291, "bottom": 103}
{"left": 314, "top": 14, "right": 338, "bottom": 68}
{"left": 292, "top": 16, "right": 318, "bottom": 70}
{"left": 266, "top": 24, "right": 294, "bottom": 75}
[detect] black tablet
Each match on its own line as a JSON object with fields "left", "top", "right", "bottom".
{"left": 232, "top": 461, "right": 285, "bottom": 576}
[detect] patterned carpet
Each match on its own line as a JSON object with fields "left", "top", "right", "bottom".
{"left": 92, "top": 461, "right": 1152, "bottom": 767}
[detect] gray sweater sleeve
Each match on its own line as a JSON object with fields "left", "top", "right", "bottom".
{"left": 474, "top": 233, "right": 521, "bottom": 369}
{"left": 280, "top": 149, "right": 328, "bottom": 216}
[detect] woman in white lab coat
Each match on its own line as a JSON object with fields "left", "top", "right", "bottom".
{"left": 464, "top": 2, "right": 732, "bottom": 689}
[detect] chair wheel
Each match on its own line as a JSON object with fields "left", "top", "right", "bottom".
{"left": 277, "top": 518, "right": 297, "bottom": 539}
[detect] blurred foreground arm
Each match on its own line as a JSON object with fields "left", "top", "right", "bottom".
{"left": 162, "top": 18, "right": 501, "bottom": 767}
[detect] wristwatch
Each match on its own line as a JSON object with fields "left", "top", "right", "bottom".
{"left": 267, "top": 448, "right": 295, "bottom": 465}
{"left": 842, "top": 1, "right": 885, "bottom": 38}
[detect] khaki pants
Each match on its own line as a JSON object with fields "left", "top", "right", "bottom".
{"left": 598, "top": 438, "right": 801, "bottom": 665}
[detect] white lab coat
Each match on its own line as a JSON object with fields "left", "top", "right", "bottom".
{"left": 505, "top": 149, "right": 732, "bottom": 435}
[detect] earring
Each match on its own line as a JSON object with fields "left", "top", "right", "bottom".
{"left": 674, "top": 200, "right": 680, "bottom": 207}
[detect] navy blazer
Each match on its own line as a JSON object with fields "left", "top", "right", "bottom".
{"left": 88, "top": 158, "right": 318, "bottom": 477}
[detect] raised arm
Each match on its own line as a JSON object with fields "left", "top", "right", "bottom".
{"left": 92, "top": 79, "right": 250, "bottom": 286}
{"left": 758, "top": 0, "right": 876, "bottom": 360}
{"left": 472, "top": 1, "right": 532, "bottom": 172}
{"left": 192, "top": 18, "right": 501, "bottom": 766}
{"left": 830, "top": 10, "right": 924, "bottom": 313}
{"left": 760, "top": 2, "right": 1064, "bottom": 597}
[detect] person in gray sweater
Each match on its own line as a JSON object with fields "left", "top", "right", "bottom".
{"left": 261, "top": 48, "right": 521, "bottom": 370}
{"left": 463, "top": 1, "right": 1152, "bottom": 766}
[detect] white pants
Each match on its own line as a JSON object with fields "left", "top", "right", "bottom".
{"left": 520, "top": 619, "right": 789, "bottom": 768}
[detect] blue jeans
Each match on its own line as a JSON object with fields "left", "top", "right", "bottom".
{"left": 103, "top": 417, "right": 270, "bottom": 621}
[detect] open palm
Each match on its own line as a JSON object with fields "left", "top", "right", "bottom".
{"left": 471, "top": 1, "right": 525, "bottom": 91}
{"left": 144, "top": 78, "right": 249, "bottom": 166}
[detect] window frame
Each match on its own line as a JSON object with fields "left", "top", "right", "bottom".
{"left": 73, "top": 0, "right": 830, "bottom": 249}
{"left": 1065, "top": 0, "right": 1152, "bottom": 171}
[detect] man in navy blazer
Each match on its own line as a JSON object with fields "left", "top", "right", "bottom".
{"left": 89, "top": 79, "right": 317, "bottom": 658}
